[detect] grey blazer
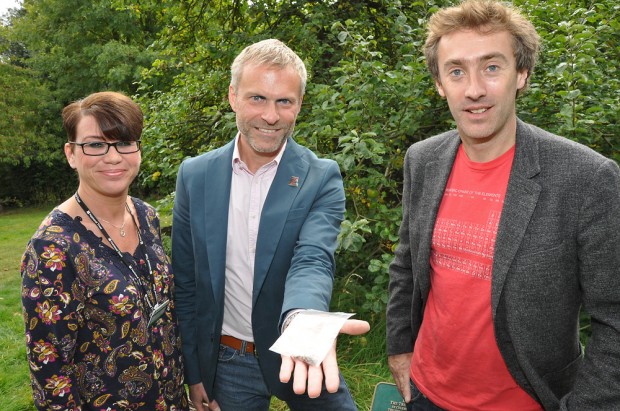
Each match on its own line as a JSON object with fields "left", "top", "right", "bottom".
{"left": 387, "top": 119, "right": 620, "bottom": 410}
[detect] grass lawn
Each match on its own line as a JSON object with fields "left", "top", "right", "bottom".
{"left": 0, "top": 205, "right": 50, "bottom": 411}
{"left": 0, "top": 205, "right": 392, "bottom": 410}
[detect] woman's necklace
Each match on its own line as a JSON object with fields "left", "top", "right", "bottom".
{"left": 98, "top": 211, "right": 128, "bottom": 237}
{"left": 74, "top": 192, "right": 169, "bottom": 327}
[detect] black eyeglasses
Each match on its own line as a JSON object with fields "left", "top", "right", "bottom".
{"left": 69, "top": 140, "right": 141, "bottom": 156}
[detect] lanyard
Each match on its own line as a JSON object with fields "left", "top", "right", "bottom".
{"left": 74, "top": 192, "right": 159, "bottom": 315}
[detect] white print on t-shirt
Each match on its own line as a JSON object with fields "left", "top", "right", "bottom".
{"left": 431, "top": 189, "right": 503, "bottom": 282}
{"left": 443, "top": 187, "right": 502, "bottom": 201}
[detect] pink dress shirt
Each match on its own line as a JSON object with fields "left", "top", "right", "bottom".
{"left": 221, "top": 135, "right": 286, "bottom": 342}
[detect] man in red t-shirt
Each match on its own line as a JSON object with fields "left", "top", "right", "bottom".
{"left": 386, "top": 1, "right": 620, "bottom": 410}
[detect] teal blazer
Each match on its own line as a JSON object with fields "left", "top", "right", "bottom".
{"left": 387, "top": 119, "right": 620, "bottom": 410}
{"left": 172, "top": 138, "right": 345, "bottom": 399}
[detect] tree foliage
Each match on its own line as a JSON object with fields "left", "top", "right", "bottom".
{"left": 1, "top": 0, "right": 618, "bottom": 317}
{"left": 0, "top": 0, "right": 164, "bottom": 205}
{"left": 0, "top": 54, "right": 66, "bottom": 206}
{"left": 8, "top": 0, "right": 162, "bottom": 103}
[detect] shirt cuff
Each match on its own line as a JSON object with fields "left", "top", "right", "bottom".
{"left": 281, "top": 309, "right": 304, "bottom": 333}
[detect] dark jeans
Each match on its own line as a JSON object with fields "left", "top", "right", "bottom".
{"left": 212, "top": 344, "right": 357, "bottom": 411}
{"left": 406, "top": 379, "right": 446, "bottom": 411}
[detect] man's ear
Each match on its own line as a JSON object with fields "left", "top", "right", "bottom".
{"left": 228, "top": 85, "right": 237, "bottom": 112}
{"left": 435, "top": 80, "right": 446, "bottom": 98}
{"left": 296, "top": 96, "right": 303, "bottom": 115}
{"left": 516, "top": 69, "right": 528, "bottom": 91}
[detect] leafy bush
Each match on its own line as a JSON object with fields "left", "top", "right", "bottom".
{"left": 136, "top": 0, "right": 619, "bottom": 324}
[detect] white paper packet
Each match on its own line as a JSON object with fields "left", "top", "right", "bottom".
{"left": 269, "top": 310, "right": 354, "bottom": 366}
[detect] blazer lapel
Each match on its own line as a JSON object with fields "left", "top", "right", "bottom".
{"left": 204, "top": 142, "right": 234, "bottom": 303}
{"left": 417, "top": 133, "right": 461, "bottom": 296}
{"left": 252, "top": 139, "right": 308, "bottom": 304}
{"left": 491, "top": 120, "right": 542, "bottom": 316}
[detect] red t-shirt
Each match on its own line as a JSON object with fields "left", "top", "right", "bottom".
{"left": 410, "top": 144, "right": 542, "bottom": 410}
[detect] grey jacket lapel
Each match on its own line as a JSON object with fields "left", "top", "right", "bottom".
{"left": 491, "top": 120, "right": 542, "bottom": 316}
{"left": 417, "top": 133, "right": 461, "bottom": 296}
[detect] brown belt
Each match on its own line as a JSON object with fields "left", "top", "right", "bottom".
{"left": 220, "top": 335, "right": 256, "bottom": 354}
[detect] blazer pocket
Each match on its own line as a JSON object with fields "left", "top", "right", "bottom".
{"left": 522, "top": 217, "right": 563, "bottom": 247}
{"left": 286, "top": 207, "right": 308, "bottom": 222}
{"left": 515, "top": 216, "right": 568, "bottom": 266}
{"left": 541, "top": 347, "right": 582, "bottom": 400}
{"left": 514, "top": 239, "right": 568, "bottom": 268}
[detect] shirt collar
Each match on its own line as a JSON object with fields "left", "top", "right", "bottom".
{"left": 232, "top": 132, "right": 288, "bottom": 174}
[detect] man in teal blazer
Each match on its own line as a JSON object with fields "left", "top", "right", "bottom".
{"left": 172, "top": 39, "right": 364, "bottom": 411}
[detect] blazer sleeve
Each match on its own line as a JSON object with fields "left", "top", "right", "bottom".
{"left": 280, "top": 160, "right": 345, "bottom": 320}
{"left": 171, "top": 160, "right": 202, "bottom": 385}
{"left": 563, "top": 158, "right": 620, "bottom": 409}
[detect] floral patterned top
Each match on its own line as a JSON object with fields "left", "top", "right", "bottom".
{"left": 21, "top": 198, "right": 189, "bottom": 411}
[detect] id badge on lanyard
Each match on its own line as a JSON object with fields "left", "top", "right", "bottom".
{"left": 148, "top": 299, "right": 170, "bottom": 327}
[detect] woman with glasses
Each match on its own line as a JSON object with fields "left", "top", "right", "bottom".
{"left": 21, "top": 91, "right": 189, "bottom": 410}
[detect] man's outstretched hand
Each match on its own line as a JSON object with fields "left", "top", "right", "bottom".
{"left": 279, "top": 319, "right": 370, "bottom": 397}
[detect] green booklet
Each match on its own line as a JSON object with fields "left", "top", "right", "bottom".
{"left": 370, "top": 382, "right": 407, "bottom": 411}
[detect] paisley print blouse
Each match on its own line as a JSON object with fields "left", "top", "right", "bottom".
{"left": 21, "top": 198, "right": 189, "bottom": 410}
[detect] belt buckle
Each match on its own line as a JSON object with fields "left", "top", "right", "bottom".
{"left": 243, "top": 339, "right": 256, "bottom": 357}
{"left": 239, "top": 339, "right": 257, "bottom": 357}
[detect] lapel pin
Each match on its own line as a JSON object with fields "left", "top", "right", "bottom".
{"left": 288, "top": 176, "right": 299, "bottom": 187}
